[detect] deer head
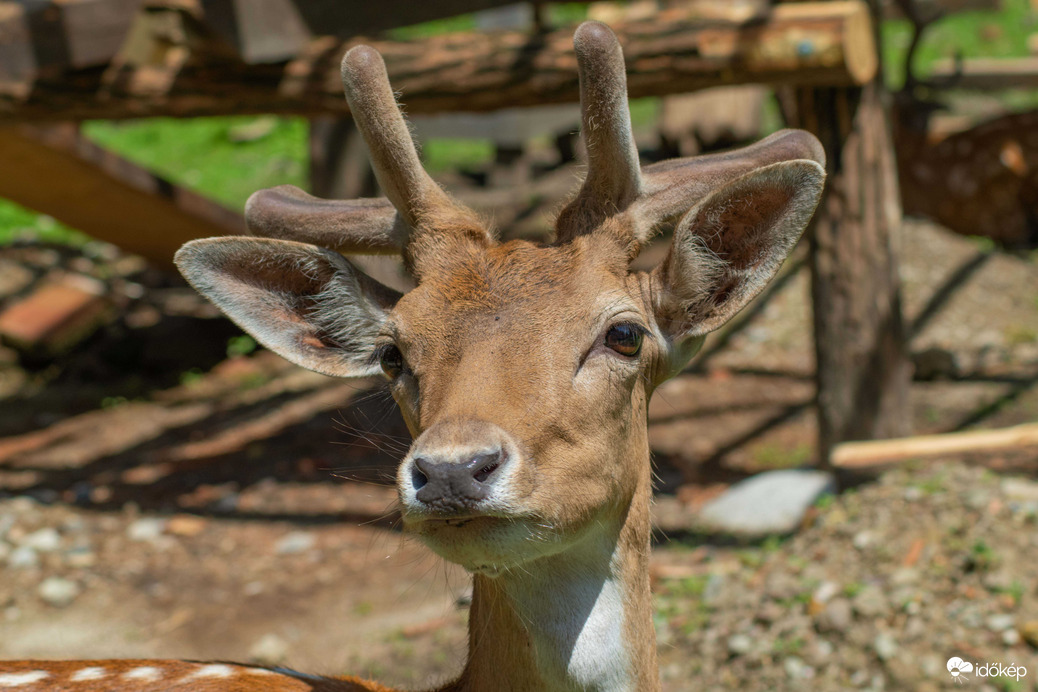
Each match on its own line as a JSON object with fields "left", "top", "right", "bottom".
{"left": 175, "top": 21, "right": 824, "bottom": 689}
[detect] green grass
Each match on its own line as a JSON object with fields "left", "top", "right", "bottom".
{"left": 883, "top": 0, "right": 1038, "bottom": 91}
{"left": 84, "top": 116, "right": 308, "bottom": 211}
{"left": 0, "top": 200, "right": 88, "bottom": 246}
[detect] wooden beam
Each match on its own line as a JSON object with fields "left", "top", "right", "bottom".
{"left": 831, "top": 423, "right": 1038, "bottom": 469}
{"left": 198, "top": 0, "right": 575, "bottom": 64}
{"left": 0, "top": 124, "right": 243, "bottom": 267}
{"left": 930, "top": 57, "right": 1038, "bottom": 90}
{"left": 1, "top": 1, "right": 878, "bottom": 122}
{"left": 0, "top": 0, "right": 142, "bottom": 83}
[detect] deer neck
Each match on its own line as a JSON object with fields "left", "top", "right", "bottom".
{"left": 448, "top": 453, "right": 658, "bottom": 692}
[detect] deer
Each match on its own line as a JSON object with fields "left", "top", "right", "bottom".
{"left": 0, "top": 21, "right": 825, "bottom": 692}
{"left": 893, "top": 0, "right": 1038, "bottom": 248}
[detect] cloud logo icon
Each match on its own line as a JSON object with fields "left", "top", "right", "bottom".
{"left": 947, "top": 657, "right": 973, "bottom": 683}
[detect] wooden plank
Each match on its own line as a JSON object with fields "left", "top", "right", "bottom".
{"left": 832, "top": 423, "right": 1038, "bottom": 468}
{"left": 0, "top": 124, "right": 243, "bottom": 267}
{"left": 198, "top": 0, "right": 570, "bottom": 64}
{"left": 0, "top": 1, "right": 879, "bottom": 121}
{"left": 0, "top": 0, "right": 142, "bottom": 76}
{"left": 930, "top": 56, "right": 1038, "bottom": 89}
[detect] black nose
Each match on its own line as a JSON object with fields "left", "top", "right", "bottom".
{"left": 412, "top": 449, "right": 505, "bottom": 509}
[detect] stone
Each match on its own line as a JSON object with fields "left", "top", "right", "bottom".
{"left": 873, "top": 632, "right": 898, "bottom": 661}
{"left": 38, "top": 577, "right": 80, "bottom": 607}
{"left": 1002, "top": 478, "right": 1038, "bottom": 502}
{"left": 853, "top": 586, "right": 890, "bottom": 618}
{"left": 248, "top": 633, "right": 288, "bottom": 665}
{"left": 21, "top": 527, "right": 61, "bottom": 552}
{"left": 275, "top": 531, "right": 316, "bottom": 555}
{"left": 1003, "top": 628, "right": 1021, "bottom": 647}
{"left": 727, "top": 633, "right": 753, "bottom": 656}
{"left": 698, "top": 470, "right": 836, "bottom": 536}
{"left": 65, "top": 547, "right": 97, "bottom": 568}
{"left": 783, "top": 656, "right": 813, "bottom": 680}
{"left": 7, "top": 545, "right": 38, "bottom": 568}
{"left": 853, "top": 530, "right": 876, "bottom": 550}
{"left": 816, "top": 598, "right": 853, "bottom": 633}
{"left": 986, "top": 613, "right": 1015, "bottom": 632}
{"left": 807, "top": 639, "right": 834, "bottom": 666}
{"left": 889, "top": 568, "right": 919, "bottom": 586}
{"left": 812, "top": 581, "right": 840, "bottom": 605}
{"left": 0, "top": 260, "right": 33, "bottom": 298}
{"left": 127, "top": 517, "right": 167, "bottom": 542}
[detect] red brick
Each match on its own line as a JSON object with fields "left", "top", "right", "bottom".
{"left": 0, "top": 276, "right": 112, "bottom": 355}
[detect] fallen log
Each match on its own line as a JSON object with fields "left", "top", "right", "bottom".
{"left": 831, "top": 423, "right": 1038, "bottom": 469}
{"left": 1, "top": 1, "right": 877, "bottom": 122}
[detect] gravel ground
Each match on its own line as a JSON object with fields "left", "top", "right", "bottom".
{"left": 655, "top": 462, "right": 1038, "bottom": 691}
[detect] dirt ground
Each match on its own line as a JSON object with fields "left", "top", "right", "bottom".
{"left": 0, "top": 217, "right": 1036, "bottom": 690}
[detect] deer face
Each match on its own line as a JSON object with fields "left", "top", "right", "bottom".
{"left": 175, "top": 22, "right": 825, "bottom": 576}
{"left": 383, "top": 236, "right": 658, "bottom": 572}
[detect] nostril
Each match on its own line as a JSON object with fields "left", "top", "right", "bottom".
{"left": 472, "top": 461, "right": 499, "bottom": 483}
{"left": 468, "top": 451, "right": 503, "bottom": 484}
{"left": 411, "top": 458, "right": 429, "bottom": 490}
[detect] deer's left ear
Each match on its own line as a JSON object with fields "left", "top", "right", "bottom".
{"left": 175, "top": 237, "right": 401, "bottom": 378}
{"left": 651, "top": 160, "right": 825, "bottom": 351}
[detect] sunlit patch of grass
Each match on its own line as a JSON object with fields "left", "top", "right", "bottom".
{"left": 0, "top": 200, "right": 88, "bottom": 246}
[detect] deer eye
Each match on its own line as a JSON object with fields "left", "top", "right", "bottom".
{"left": 604, "top": 323, "right": 643, "bottom": 357}
{"left": 376, "top": 344, "right": 405, "bottom": 378}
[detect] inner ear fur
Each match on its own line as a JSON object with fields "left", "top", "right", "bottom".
{"left": 652, "top": 160, "right": 825, "bottom": 339}
{"left": 175, "top": 238, "right": 401, "bottom": 378}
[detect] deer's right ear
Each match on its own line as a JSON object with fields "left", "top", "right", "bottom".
{"left": 174, "top": 238, "right": 401, "bottom": 378}
{"left": 651, "top": 160, "right": 825, "bottom": 365}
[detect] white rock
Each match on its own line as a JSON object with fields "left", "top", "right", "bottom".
{"left": 249, "top": 633, "right": 289, "bottom": 665}
{"left": 1002, "top": 478, "right": 1038, "bottom": 502}
{"left": 812, "top": 581, "right": 840, "bottom": 605}
{"left": 873, "top": 632, "right": 898, "bottom": 661}
{"left": 8, "top": 545, "right": 39, "bottom": 568}
{"left": 698, "top": 470, "right": 836, "bottom": 536}
{"left": 38, "top": 577, "right": 81, "bottom": 607}
{"left": 275, "top": 531, "right": 316, "bottom": 555}
{"left": 727, "top": 633, "right": 753, "bottom": 656}
{"left": 783, "top": 656, "right": 814, "bottom": 679}
{"left": 986, "top": 613, "right": 1015, "bottom": 632}
{"left": 21, "top": 527, "right": 62, "bottom": 552}
{"left": 127, "top": 518, "right": 167, "bottom": 542}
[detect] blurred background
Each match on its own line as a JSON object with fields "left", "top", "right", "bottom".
{"left": 0, "top": 0, "right": 1036, "bottom": 689}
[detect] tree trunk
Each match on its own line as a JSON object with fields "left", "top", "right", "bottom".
{"left": 308, "top": 116, "right": 376, "bottom": 201}
{"left": 786, "top": 2, "right": 911, "bottom": 465}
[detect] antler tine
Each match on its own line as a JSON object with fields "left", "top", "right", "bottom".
{"left": 244, "top": 185, "right": 406, "bottom": 254}
{"left": 556, "top": 21, "right": 643, "bottom": 242}
{"left": 341, "top": 46, "right": 464, "bottom": 231}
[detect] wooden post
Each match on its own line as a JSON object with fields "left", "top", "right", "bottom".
{"left": 308, "top": 116, "right": 376, "bottom": 200}
{"left": 785, "top": 0, "right": 912, "bottom": 464}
